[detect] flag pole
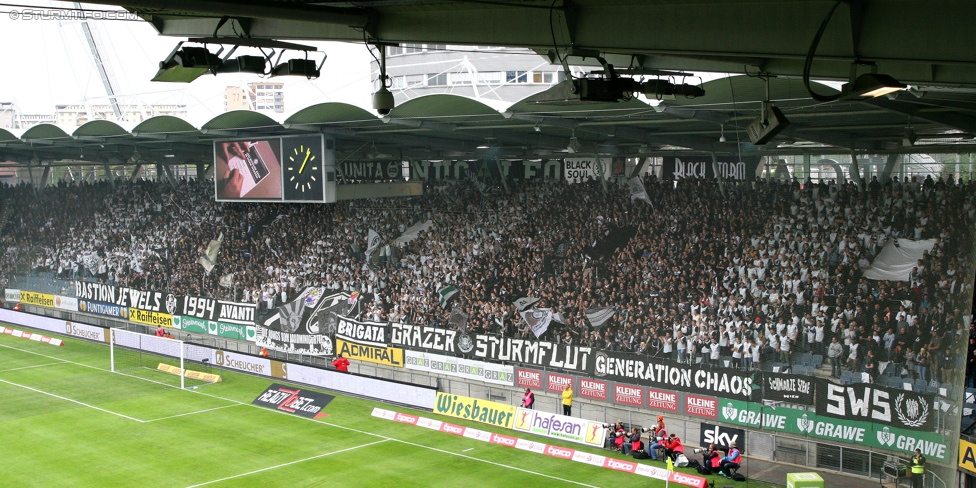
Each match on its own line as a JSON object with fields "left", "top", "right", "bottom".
{"left": 666, "top": 454, "right": 674, "bottom": 488}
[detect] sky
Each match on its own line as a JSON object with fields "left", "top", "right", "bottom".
{"left": 0, "top": 1, "right": 374, "bottom": 126}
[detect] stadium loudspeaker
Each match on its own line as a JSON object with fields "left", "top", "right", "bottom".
{"left": 746, "top": 105, "right": 790, "bottom": 145}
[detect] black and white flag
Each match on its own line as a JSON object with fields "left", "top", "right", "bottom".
{"left": 585, "top": 307, "right": 615, "bottom": 328}
{"left": 513, "top": 296, "right": 541, "bottom": 311}
{"left": 365, "top": 229, "right": 382, "bottom": 258}
{"left": 520, "top": 308, "right": 553, "bottom": 338}
{"left": 448, "top": 308, "right": 470, "bottom": 332}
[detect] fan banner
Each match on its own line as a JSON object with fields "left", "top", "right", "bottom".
{"left": 177, "top": 295, "right": 256, "bottom": 325}
{"left": 472, "top": 335, "right": 594, "bottom": 375}
{"left": 814, "top": 382, "right": 936, "bottom": 432}
{"left": 592, "top": 350, "right": 756, "bottom": 400}
{"left": 75, "top": 281, "right": 175, "bottom": 314}
{"left": 564, "top": 157, "right": 611, "bottom": 182}
{"left": 334, "top": 314, "right": 389, "bottom": 348}
{"left": 389, "top": 322, "right": 466, "bottom": 354}
{"left": 762, "top": 371, "right": 815, "bottom": 405}
{"left": 661, "top": 156, "right": 753, "bottom": 180}
{"left": 255, "top": 289, "right": 349, "bottom": 356}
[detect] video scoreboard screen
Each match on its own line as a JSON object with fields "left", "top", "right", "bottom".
{"left": 214, "top": 134, "right": 336, "bottom": 203}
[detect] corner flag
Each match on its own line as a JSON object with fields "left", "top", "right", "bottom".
{"left": 667, "top": 456, "right": 674, "bottom": 472}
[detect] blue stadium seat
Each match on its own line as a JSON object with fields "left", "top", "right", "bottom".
{"left": 811, "top": 354, "right": 824, "bottom": 368}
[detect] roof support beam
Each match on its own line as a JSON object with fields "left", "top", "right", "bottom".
{"left": 879, "top": 153, "right": 901, "bottom": 181}
{"left": 159, "top": 163, "right": 178, "bottom": 187}
{"left": 863, "top": 98, "right": 976, "bottom": 134}
{"left": 40, "top": 166, "right": 51, "bottom": 189}
{"left": 850, "top": 151, "right": 863, "bottom": 191}
{"left": 87, "top": 0, "right": 368, "bottom": 28}
{"left": 655, "top": 105, "right": 730, "bottom": 125}
{"left": 103, "top": 161, "right": 116, "bottom": 188}
{"left": 128, "top": 164, "right": 144, "bottom": 182}
{"left": 382, "top": 118, "right": 457, "bottom": 132}
{"left": 629, "top": 156, "right": 649, "bottom": 178}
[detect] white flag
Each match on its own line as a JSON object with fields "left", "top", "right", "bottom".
{"left": 627, "top": 176, "right": 652, "bottom": 206}
{"left": 520, "top": 308, "right": 553, "bottom": 338}
{"left": 198, "top": 232, "right": 223, "bottom": 273}
{"left": 219, "top": 273, "right": 234, "bottom": 288}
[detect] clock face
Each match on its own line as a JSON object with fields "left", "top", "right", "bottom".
{"left": 282, "top": 136, "right": 324, "bottom": 201}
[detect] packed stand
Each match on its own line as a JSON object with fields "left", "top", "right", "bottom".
{"left": 1, "top": 174, "right": 974, "bottom": 389}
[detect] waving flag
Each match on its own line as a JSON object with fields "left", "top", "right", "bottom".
{"left": 438, "top": 285, "right": 458, "bottom": 308}
{"left": 520, "top": 308, "right": 553, "bottom": 338}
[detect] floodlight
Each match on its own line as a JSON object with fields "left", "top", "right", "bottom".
{"left": 840, "top": 73, "right": 906, "bottom": 99}
{"left": 152, "top": 46, "right": 221, "bottom": 83}
{"left": 218, "top": 56, "right": 267, "bottom": 75}
{"left": 271, "top": 59, "right": 320, "bottom": 78}
{"left": 902, "top": 128, "right": 917, "bottom": 147}
{"left": 567, "top": 132, "right": 581, "bottom": 153}
{"left": 746, "top": 106, "right": 790, "bottom": 145}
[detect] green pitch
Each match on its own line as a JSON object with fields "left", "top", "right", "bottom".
{"left": 0, "top": 331, "right": 780, "bottom": 487}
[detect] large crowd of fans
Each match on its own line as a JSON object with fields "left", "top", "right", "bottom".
{"left": 1, "top": 172, "right": 975, "bottom": 387}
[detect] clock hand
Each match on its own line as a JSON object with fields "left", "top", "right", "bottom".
{"left": 298, "top": 149, "right": 311, "bottom": 174}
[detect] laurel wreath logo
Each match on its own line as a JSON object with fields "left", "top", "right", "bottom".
{"left": 876, "top": 427, "right": 896, "bottom": 446}
{"left": 895, "top": 393, "right": 929, "bottom": 428}
{"left": 722, "top": 403, "right": 738, "bottom": 420}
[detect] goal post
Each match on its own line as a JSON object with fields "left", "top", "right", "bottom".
{"left": 110, "top": 328, "right": 188, "bottom": 389}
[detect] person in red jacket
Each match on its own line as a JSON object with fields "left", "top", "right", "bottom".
{"left": 332, "top": 354, "right": 350, "bottom": 372}
{"left": 703, "top": 443, "right": 722, "bottom": 472}
{"left": 521, "top": 388, "right": 535, "bottom": 409}
{"left": 649, "top": 417, "right": 667, "bottom": 460}
{"left": 662, "top": 434, "right": 684, "bottom": 461}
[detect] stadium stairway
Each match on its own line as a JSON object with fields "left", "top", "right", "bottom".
{"left": 0, "top": 197, "right": 12, "bottom": 231}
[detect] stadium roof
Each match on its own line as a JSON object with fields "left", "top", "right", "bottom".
{"left": 2, "top": 0, "right": 974, "bottom": 168}
{"left": 81, "top": 0, "right": 976, "bottom": 88}
{"left": 0, "top": 76, "right": 974, "bottom": 168}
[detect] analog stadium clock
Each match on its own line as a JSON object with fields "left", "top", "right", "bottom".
{"left": 282, "top": 135, "right": 325, "bottom": 201}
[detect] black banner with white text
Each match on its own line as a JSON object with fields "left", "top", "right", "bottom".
{"left": 814, "top": 382, "right": 936, "bottom": 432}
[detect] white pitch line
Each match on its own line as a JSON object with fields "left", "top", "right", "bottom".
{"left": 0, "top": 361, "right": 66, "bottom": 373}
{"left": 0, "top": 342, "right": 601, "bottom": 488}
{"left": 0, "top": 377, "right": 145, "bottom": 423}
{"left": 463, "top": 448, "right": 474, "bottom": 452}
{"left": 143, "top": 404, "right": 243, "bottom": 423}
{"left": 185, "top": 439, "right": 391, "bottom": 488}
